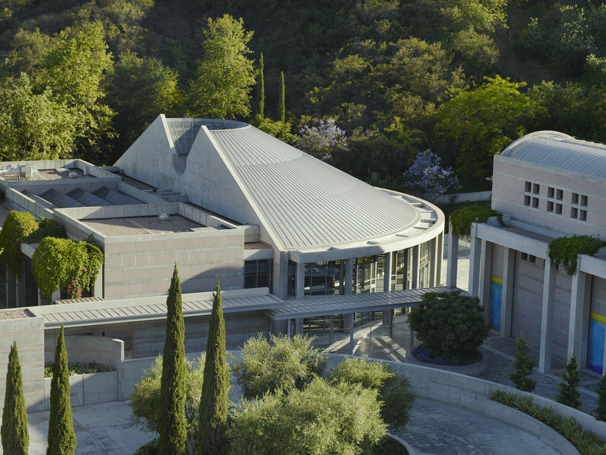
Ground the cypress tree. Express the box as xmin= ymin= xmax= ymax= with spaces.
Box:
xmin=509 ymin=337 xmax=537 ymax=392
xmin=596 ymin=373 xmax=606 ymax=421
xmin=198 ymin=281 xmax=229 ymax=455
xmin=556 ymin=352 xmax=582 ymax=409
xmin=278 ymin=71 xmax=285 ymax=124
xmin=158 ymin=264 xmax=187 ymax=455
xmin=1 ymin=341 xmax=29 ymax=455
xmin=255 ymin=53 xmax=265 ymax=118
xmin=47 ymin=325 xmax=76 ymax=455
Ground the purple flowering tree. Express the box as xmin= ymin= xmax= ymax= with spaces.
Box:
xmin=402 ymin=150 xmax=460 ymax=202
xmin=296 ymin=119 xmax=348 ymax=161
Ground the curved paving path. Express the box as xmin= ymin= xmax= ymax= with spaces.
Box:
xmin=395 ymin=399 xmax=563 ymax=455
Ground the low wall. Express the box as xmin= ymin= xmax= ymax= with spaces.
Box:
xmin=434 ymin=191 xmax=492 ymax=205
xmin=43 ymin=371 xmax=119 ymax=410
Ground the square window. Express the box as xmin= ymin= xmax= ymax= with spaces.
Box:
xmin=548 ymin=187 xmax=555 ymax=198
xmin=547 ymin=201 xmax=554 ymax=212
xmin=529 ymin=255 xmax=536 ymax=264
xmin=525 ymin=181 xmax=531 ymax=192
xmin=580 ymin=210 xmax=587 ymax=221
xmin=524 ymin=195 xmax=531 ymax=206
xmin=572 ymin=193 xmax=579 ymax=204
xmin=532 ymin=197 xmax=539 ymax=208
xmin=571 ymin=207 xmax=578 ymax=218
xmin=556 ymin=204 xmax=562 ymax=214
xmin=581 ymin=195 xmax=588 ymax=206
xmin=533 ymin=183 xmax=540 ymax=194
xmin=556 ymin=189 xmax=563 ymax=200
xmin=521 ymin=253 xmax=528 ymax=261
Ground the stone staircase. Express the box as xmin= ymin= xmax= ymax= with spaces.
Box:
xmin=143 ymin=188 xmax=188 ymax=203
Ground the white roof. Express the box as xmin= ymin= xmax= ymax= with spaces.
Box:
xmin=501 ymin=131 xmax=606 ymax=179
xmin=209 ymin=125 xmax=419 ymax=249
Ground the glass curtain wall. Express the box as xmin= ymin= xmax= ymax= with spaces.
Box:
xmin=244 ymin=260 xmax=273 ymax=292
xmin=304 ymin=261 xmax=343 ymax=296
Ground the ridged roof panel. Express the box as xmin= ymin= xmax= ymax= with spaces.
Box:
xmin=210 ymin=126 xmax=418 ymax=249
xmin=501 ymin=131 xmax=606 ymax=179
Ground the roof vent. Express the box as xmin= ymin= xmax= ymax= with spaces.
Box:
xmin=68 ymin=171 xmax=78 ymax=178
xmin=159 ymin=213 xmax=170 ymax=221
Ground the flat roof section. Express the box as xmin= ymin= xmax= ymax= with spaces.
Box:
xmin=34 ymin=168 xmax=95 ymax=181
xmin=81 ymin=215 xmax=203 ymax=236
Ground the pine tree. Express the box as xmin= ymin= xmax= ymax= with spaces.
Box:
xmin=1 ymin=341 xmax=29 ymax=455
xmin=158 ymin=264 xmax=187 ymax=454
xmin=595 ymin=373 xmax=606 ymax=421
xmin=509 ymin=337 xmax=537 ymax=392
xmin=198 ymin=281 xmax=229 ymax=455
xmin=278 ymin=71 xmax=285 ymax=124
xmin=47 ymin=325 xmax=76 ymax=455
xmin=556 ymin=352 xmax=582 ymax=409
xmin=255 ymin=53 xmax=264 ymax=118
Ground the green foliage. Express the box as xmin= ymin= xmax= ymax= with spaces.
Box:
xmin=547 ymin=235 xmax=606 ymax=275
xmin=407 ymin=290 xmax=490 ymax=360
xmin=449 ymin=204 xmax=504 ymax=237
xmin=128 ymin=354 xmax=206 ymax=438
xmin=158 ymin=265 xmax=187 ymax=455
xmin=44 ymin=360 xmax=114 ymax=378
xmin=198 ymin=281 xmax=229 ymax=455
xmin=509 ymin=337 xmax=537 ymax=392
xmin=595 ymin=373 xmax=606 ymax=422
xmin=47 ymin=325 xmax=76 ymax=455
xmin=490 ymin=389 xmax=606 ymax=455
xmin=32 ymin=237 xmax=104 ymax=302
xmin=228 ymin=378 xmax=387 ymax=455
xmin=132 ymin=438 xmax=159 ymax=455
xmin=229 ymin=333 xmax=327 ymax=399
xmin=556 ymin=352 xmax=582 ymax=410
xmin=0 ymin=211 xmax=38 ymax=274
xmin=255 ymin=53 xmax=264 ymax=118
xmin=328 ymin=357 xmax=416 ymax=430
xmin=250 ymin=115 xmax=296 ymax=144
xmin=1 ymin=342 xmax=29 ymax=455
xmin=189 ymin=15 xmax=256 ymax=120
xmin=278 ymin=71 xmax=285 ymax=123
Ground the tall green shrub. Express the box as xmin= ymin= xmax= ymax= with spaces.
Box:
xmin=556 ymin=352 xmax=582 ymax=410
xmin=1 ymin=341 xmax=29 ymax=455
xmin=0 ymin=211 xmax=38 ymax=273
xmin=198 ymin=281 xmax=229 ymax=455
xmin=47 ymin=325 xmax=76 ymax=455
xmin=158 ymin=265 xmax=187 ymax=455
xmin=509 ymin=337 xmax=537 ymax=392
xmin=595 ymin=372 xmax=606 ymax=422
xmin=278 ymin=71 xmax=285 ymax=123
xmin=256 ymin=53 xmax=264 ymax=118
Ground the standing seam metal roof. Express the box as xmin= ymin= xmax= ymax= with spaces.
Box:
xmin=209 ymin=127 xmax=418 ymax=249
xmin=501 ymin=131 xmax=606 ymax=179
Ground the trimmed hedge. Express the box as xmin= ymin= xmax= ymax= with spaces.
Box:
xmin=449 ymin=204 xmax=504 ymax=237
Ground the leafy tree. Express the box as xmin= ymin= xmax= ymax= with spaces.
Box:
xmin=0 ymin=74 xmax=78 ymax=162
xmin=229 ymin=333 xmax=327 ymax=399
xmin=327 ymin=357 xmax=416 ymax=430
xmin=158 ymin=265 xmax=187 ymax=455
xmin=401 ymin=150 xmax=460 ymax=202
xmin=250 ymin=116 xmax=296 ymax=143
xmin=198 ymin=282 xmax=229 ymax=455
xmin=189 ymin=15 xmax=256 ymax=120
xmin=47 ymin=325 xmax=76 ymax=455
xmin=407 ymin=290 xmax=490 ymax=360
xmin=1 ymin=341 xmax=29 ymax=455
xmin=228 ymin=378 xmax=386 ymax=455
xmin=437 ymin=75 xmax=531 ymax=181
xmin=595 ymin=372 xmax=606 ymax=422
xmin=509 ymin=337 xmax=537 ymax=393
xmin=6 ymin=28 xmax=54 ymax=76
xmin=556 ymin=352 xmax=582 ymax=410
xmin=255 ymin=53 xmax=264 ymax=118
xmin=278 ymin=71 xmax=285 ymax=123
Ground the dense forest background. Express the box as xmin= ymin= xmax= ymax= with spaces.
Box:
xmin=1 ymin=0 xmax=605 ymax=191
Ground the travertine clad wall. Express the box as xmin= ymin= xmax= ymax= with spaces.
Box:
xmin=103 ymin=229 xmax=245 ymax=299
xmin=592 ymin=277 xmax=606 ymax=320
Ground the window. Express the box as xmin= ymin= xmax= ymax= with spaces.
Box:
xmin=556 ymin=204 xmax=562 ymax=215
xmin=525 ymin=181 xmax=531 ymax=192
xmin=524 ymin=195 xmax=531 ymax=206
xmin=533 ymin=183 xmax=540 ymax=194
xmin=548 ymin=187 xmax=555 ymax=198
xmin=572 ymin=193 xmax=579 ymax=204
xmin=529 ymin=255 xmax=536 ymax=264
xmin=532 ymin=197 xmax=539 ymax=208
xmin=245 ymin=260 xmax=273 ymax=292
xmin=547 ymin=201 xmax=554 ymax=212
xmin=580 ymin=210 xmax=587 ymax=222
xmin=556 ymin=189 xmax=563 ymax=200
xmin=581 ymin=195 xmax=588 ymax=207
xmin=521 ymin=253 xmax=528 ymax=261
xmin=571 ymin=207 xmax=578 ymax=219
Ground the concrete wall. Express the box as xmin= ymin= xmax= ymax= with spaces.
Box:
xmin=511 ymin=252 xmax=544 ymax=347
xmin=434 ymin=190 xmax=492 ymax=205
xmin=43 ymin=371 xmax=119 ymax=410
xmin=591 ymin=277 xmax=606 ymax=318
xmin=0 ymin=314 xmax=45 ymax=413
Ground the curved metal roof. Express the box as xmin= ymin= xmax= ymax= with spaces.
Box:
xmin=501 ymin=131 xmax=606 ymax=179
xmin=208 ymin=126 xmax=419 ymax=249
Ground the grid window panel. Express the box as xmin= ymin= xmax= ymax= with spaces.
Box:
xmin=571 ymin=207 xmax=578 ymax=218
xmin=556 ymin=204 xmax=562 ymax=215
xmin=572 ymin=193 xmax=579 ymax=204
xmin=533 ymin=183 xmax=540 ymax=194
xmin=524 ymin=195 xmax=531 ymax=206
xmin=581 ymin=195 xmax=588 ymax=206
xmin=548 ymin=187 xmax=554 ymax=198
xmin=547 ymin=201 xmax=554 ymax=212
xmin=580 ymin=210 xmax=587 ymax=221
xmin=556 ymin=189 xmax=563 ymax=200
xmin=525 ymin=181 xmax=531 ymax=192
xmin=532 ymin=197 xmax=539 ymax=208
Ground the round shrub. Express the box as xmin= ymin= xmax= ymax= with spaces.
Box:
xmin=449 ymin=205 xmax=504 ymax=237
xmin=0 ymin=211 xmax=39 ymax=273
xmin=407 ymin=290 xmax=490 ymax=361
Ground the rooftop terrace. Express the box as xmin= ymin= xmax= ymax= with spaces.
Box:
xmin=81 ymin=215 xmax=203 ymax=236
